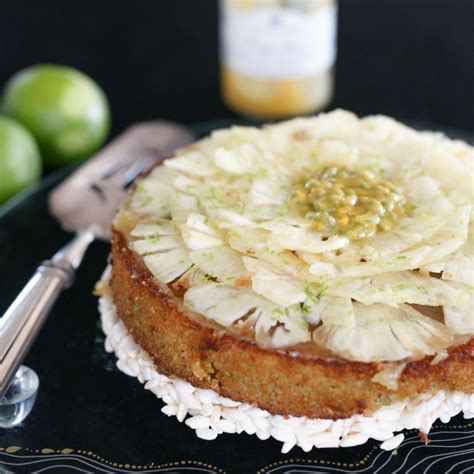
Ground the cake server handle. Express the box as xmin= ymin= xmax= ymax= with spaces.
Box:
xmin=0 ymin=226 xmax=95 ymax=399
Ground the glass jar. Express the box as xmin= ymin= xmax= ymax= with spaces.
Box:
xmin=219 ymin=0 xmax=337 ymax=120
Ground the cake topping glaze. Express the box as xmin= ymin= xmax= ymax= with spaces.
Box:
xmin=114 ymin=110 xmax=474 ymax=362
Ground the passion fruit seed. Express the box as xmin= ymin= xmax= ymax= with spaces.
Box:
xmin=292 ymin=166 xmax=408 ymax=240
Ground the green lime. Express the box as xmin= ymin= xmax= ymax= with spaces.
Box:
xmin=2 ymin=64 xmax=110 ymax=167
xmin=0 ymin=115 xmax=42 ymax=204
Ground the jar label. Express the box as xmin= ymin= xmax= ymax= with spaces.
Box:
xmin=221 ymin=3 xmax=337 ymax=80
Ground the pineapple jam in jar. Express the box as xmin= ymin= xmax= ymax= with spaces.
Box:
xmin=220 ymin=0 xmax=337 ymax=120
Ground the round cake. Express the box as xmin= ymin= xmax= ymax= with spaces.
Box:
xmin=102 ymin=110 xmax=474 ymax=450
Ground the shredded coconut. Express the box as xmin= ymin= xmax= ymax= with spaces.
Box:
xmin=99 ymin=293 xmax=474 ymax=453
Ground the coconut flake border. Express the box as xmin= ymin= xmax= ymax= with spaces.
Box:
xmin=99 ymin=290 xmax=474 ymax=453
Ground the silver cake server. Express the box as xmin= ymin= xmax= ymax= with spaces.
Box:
xmin=0 ymin=121 xmax=194 ymax=401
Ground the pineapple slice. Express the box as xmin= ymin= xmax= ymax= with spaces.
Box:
xmin=251 ymin=272 xmax=305 ymax=307
xmin=332 ymin=205 xmax=470 ymax=279
xmin=147 ymin=165 xmax=180 ymax=183
xmin=247 ymin=177 xmax=288 ymax=206
xmin=181 ymin=229 xmax=223 ymax=250
xmin=256 ymin=248 xmax=309 ymax=280
xmin=229 ymin=226 xmax=309 ymax=278
xmin=255 ymin=305 xmax=311 ymax=348
xmin=190 ymin=246 xmax=246 ymax=283
xmin=227 ymin=227 xmax=269 ymax=255
xmin=306 ymin=260 xmax=338 ymax=279
xmin=321 ymin=297 xmax=355 ymax=327
xmin=174 ymin=267 xmax=209 ymax=290
xmin=217 ymin=209 xmax=256 ymax=228
xmin=314 ymin=303 xmax=453 ymax=362
xmin=210 ymin=125 xmax=261 ymax=149
xmin=132 ymin=236 xmax=185 ymax=256
xmin=424 ymin=137 xmax=474 ymax=200
xmin=421 ymin=224 xmax=474 ymax=286
xmin=443 ymin=283 xmax=474 ymax=335
xmin=329 ymin=246 xmax=433 ymax=279
xmin=130 ymin=219 xmax=192 ymax=284
xmin=214 ymin=144 xmax=257 ymax=175
xmin=243 ymin=256 xmax=306 ymax=307
xmin=185 ymin=213 xmax=220 ymax=235
xmin=244 ymin=176 xmax=289 ymax=221
xmin=130 ymin=219 xmax=193 ymax=284
xmin=172 ymin=174 xmax=202 ymax=195
xmin=440 ymin=246 xmax=474 ymax=286
xmin=184 ymin=283 xmax=267 ymax=327
xmin=184 ymin=283 xmax=311 ymax=347
xmin=170 ymin=192 xmax=200 ymax=227
xmin=327 ymin=271 xmax=467 ymax=307
xmin=357 ymin=227 xmax=425 ymax=259
xmin=164 ymin=150 xmax=217 ymax=177
xmin=130 ymin=179 xmax=171 ymax=217
xmin=259 ymin=220 xmax=349 ymax=254
xmin=418 ymin=205 xmax=471 ymax=266
xmin=130 ymin=219 xmax=177 ymax=238
xmin=143 ymin=248 xmax=192 ymax=284
xmin=181 ymin=213 xmax=223 ymax=250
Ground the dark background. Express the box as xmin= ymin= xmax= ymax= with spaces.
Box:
xmin=1 ymin=0 xmax=474 ymax=134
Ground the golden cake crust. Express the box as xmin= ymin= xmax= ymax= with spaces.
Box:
xmin=111 ymin=229 xmax=474 ymax=419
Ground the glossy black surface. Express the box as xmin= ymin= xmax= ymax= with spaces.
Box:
xmin=1 ymin=120 xmax=474 ymax=473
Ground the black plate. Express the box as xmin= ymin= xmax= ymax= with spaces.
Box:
xmin=1 ymin=119 xmax=474 ymax=474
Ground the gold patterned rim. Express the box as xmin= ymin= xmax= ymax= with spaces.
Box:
xmin=0 ymin=446 xmax=226 ymax=472
xmin=1 ymin=421 xmax=473 ymax=474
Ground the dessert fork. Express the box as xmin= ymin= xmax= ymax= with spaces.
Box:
xmin=0 ymin=121 xmax=194 ymax=399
